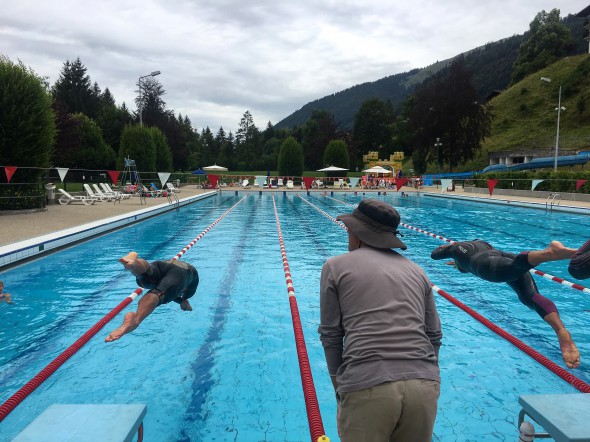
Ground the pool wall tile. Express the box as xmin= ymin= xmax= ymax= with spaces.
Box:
xmin=0 ymin=192 xmax=215 ymax=270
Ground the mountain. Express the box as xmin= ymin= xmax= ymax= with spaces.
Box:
xmin=275 ymin=13 xmax=586 ymax=131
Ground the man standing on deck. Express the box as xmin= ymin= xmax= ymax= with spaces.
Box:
xmin=431 ymin=239 xmax=580 ymax=369
xmin=319 ymin=199 xmax=442 ymax=442
xmin=105 ymin=252 xmax=198 ymax=342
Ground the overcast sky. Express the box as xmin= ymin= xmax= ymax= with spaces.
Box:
xmin=1 ymin=1 xmax=588 ymax=134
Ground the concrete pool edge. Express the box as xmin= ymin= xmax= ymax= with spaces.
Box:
xmin=0 ymin=192 xmax=216 ymax=270
xmin=423 ymin=192 xmax=590 ymax=215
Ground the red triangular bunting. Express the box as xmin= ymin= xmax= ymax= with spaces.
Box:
xmin=302 ymin=176 xmax=315 ymax=190
xmin=576 ymin=179 xmax=587 ymax=190
xmin=208 ymin=174 xmax=219 ymax=188
xmin=4 ymin=166 xmax=17 ymax=183
xmin=487 ymin=179 xmax=499 ymax=196
xmin=107 ymin=170 xmax=120 ymax=186
xmin=396 ymin=178 xmax=407 ymax=191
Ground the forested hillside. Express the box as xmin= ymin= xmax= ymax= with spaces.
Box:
xmin=275 ymin=12 xmax=585 ymax=131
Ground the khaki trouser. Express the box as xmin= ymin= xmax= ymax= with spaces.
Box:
xmin=338 ymin=379 xmax=440 ymax=442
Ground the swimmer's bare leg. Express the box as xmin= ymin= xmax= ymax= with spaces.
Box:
xmin=544 ymin=312 xmax=580 ymax=369
xmin=105 ymin=292 xmax=159 ymax=342
xmin=528 ymin=241 xmax=577 ymax=267
xmin=119 ymin=252 xmax=150 ymax=276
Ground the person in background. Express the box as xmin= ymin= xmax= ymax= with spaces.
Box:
xmin=0 ymin=280 xmax=13 ymax=304
xmin=569 ymin=238 xmax=590 ymax=280
xmin=319 ymin=199 xmax=442 ymax=442
xmin=431 ymin=239 xmax=579 ymax=369
xmin=105 ymin=252 xmax=198 ymax=342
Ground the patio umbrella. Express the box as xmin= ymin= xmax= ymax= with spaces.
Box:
xmin=317 ymin=165 xmax=349 ymax=172
xmin=192 ymin=169 xmax=206 ymax=175
xmin=362 ymin=166 xmax=392 ymax=174
xmin=203 ymin=164 xmax=228 ymax=172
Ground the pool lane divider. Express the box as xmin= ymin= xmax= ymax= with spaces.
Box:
xmin=299 ymin=194 xmax=590 ymax=392
xmin=0 ymin=194 xmax=249 ymax=423
xmin=271 ymin=196 xmax=329 ymax=442
xmin=322 ymin=194 xmax=590 ymax=295
xmin=432 ymin=284 xmax=590 ymax=393
xmin=0 ymin=288 xmax=144 ymax=422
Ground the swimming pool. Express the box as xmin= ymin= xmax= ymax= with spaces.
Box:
xmin=1 ymin=191 xmax=589 ymax=441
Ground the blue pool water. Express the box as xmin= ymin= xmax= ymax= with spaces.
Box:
xmin=1 ymin=192 xmax=589 ymax=441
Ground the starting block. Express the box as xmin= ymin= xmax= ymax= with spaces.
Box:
xmin=518 ymin=394 xmax=590 ymax=441
xmin=12 ymin=404 xmax=147 ymax=442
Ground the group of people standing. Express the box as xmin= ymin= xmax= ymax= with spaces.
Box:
xmin=318 ymin=199 xmax=589 ymax=441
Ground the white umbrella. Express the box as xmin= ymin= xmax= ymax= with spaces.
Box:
xmin=362 ymin=166 xmax=392 ymax=174
xmin=202 ymin=164 xmax=228 ymax=172
xmin=317 ymin=165 xmax=348 ymax=172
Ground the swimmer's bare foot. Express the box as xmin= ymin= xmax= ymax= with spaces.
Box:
xmin=105 ymin=312 xmax=136 ymax=342
xmin=528 ymin=241 xmax=577 ymax=266
xmin=180 ymin=299 xmax=192 ymax=311
xmin=547 ymin=241 xmax=577 ymax=260
xmin=119 ymin=252 xmax=139 ymax=270
xmin=557 ymin=328 xmax=580 ymax=369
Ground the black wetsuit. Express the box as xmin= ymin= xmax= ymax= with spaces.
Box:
xmin=569 ymin=238 xmax=590 ymax=280
xmin=136 ymin=260 xmax=199 ymax=305
xmin=431 ymin=240 xmax=557 ymax=318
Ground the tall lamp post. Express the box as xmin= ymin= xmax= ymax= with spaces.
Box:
xmin=138 ymin=70 xmax=161 ymax=126
xmin=434 ymin=138 xmax=443 ymax=176
xmin=540 ymin=77 xmax=566 ymax=171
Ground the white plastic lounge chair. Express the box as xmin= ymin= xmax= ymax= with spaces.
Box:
xmin=277 ymin=178 xmax=284 ymax=187
xmin=166 ymin=182 xmax=181 ymax=193
xmin=83 ymin=183 xmax=111 ymax=202
xmin=57 ymin=188 xmax=95 ymax=205
xmin=241 ymin=179 xmax=250 ymax=188
xmin=286 ymin=180 xmax=294 ymax=189
xmin=101 ymin=183 xmax=131 ymax=199
xmin=93 ymin=184 xmax=121 ymax=202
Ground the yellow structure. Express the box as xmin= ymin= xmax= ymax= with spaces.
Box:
xmin=362 ymin=151 xmax=404 ymax=174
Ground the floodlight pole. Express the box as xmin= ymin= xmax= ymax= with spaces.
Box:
xmin=540 ymin=77 xmax=565 ymax=172
xmin=138 ymin=70 xmax=161 ymax=126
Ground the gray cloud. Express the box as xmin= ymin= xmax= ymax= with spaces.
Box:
xmin=1 ymin=0 xmax=587 ymax=133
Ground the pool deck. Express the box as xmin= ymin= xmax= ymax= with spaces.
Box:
xmin=1 ymin=184 xmax=589 ymax=249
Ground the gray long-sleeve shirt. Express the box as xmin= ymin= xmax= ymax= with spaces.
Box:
xmin=318 ymin=247 xmax=442 ymax=393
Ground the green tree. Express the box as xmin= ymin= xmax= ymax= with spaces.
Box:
xmin=149 ymin=126 xmax=173 ymax=171
xmin=278 ymin=136 xmax=304 ymax=177
xmin=323 ymin=140 xmax=349 ymax=174
xmin=52 ymin=58 xmax=101 ymax=118
xmin=135 ymin=76 xmax=170 ymax=127
xmin=235 ymin=110 xmax=261 ymax=169
xmin=95 ymin=103 xmax=132 ymax=154
xmin=118 ymin=125 xmax=156 ymax=172
xmin=0 ymin=56 xmax=55 ymax=183
xmin=301 ymin=109 xmax=338 ymax=170
xmin=64 ymin=113 xmax=116 ymax=169
xmin=512 ymin=9 xmax=575 ymax=84
xmin=353 ymin=98 xmax=394 ymax=155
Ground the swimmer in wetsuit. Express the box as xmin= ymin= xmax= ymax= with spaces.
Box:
xmin=569 ymin=238 xmax=590 ymax=280
xmin=105 ymin=252 xmax=199 ymax=342
xmin=431 ymin=239 xmax=580 ymax=369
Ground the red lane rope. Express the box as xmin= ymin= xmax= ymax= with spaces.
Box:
xmin=0 ymin=288 xmax=143 ymax=422
xmin=272 ymin=196 xmax=328 ymax=442
xmin=172 ymin=195 xmax=248 ymax=261
xmin=432 ymin=284 xmax=590 ymax=393
xmin=300 ymin=194 xmax=589 ymax=390
xmin=0 ymin=195 xmax=249 ymax=423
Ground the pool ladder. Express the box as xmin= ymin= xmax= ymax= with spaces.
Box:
xmin=545 ymin=193 xmax=561 ymax=211
xmin=167 ymin=192 xmax=180 ymax=209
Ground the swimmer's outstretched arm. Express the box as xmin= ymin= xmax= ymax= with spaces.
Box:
xmin=119 ymin=252 xmax=150 ymax=276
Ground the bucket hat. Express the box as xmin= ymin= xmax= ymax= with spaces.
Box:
xmin=337 ymin=199 xmax=406 ymax=250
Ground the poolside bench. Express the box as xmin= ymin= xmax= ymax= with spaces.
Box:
xmin=518 ymin=394 xmax=590 ymax=441
xmin=12 ymin=403 xmax=147 ymax=442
